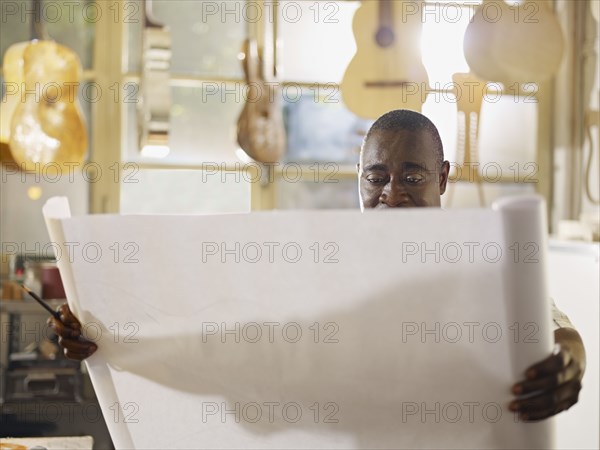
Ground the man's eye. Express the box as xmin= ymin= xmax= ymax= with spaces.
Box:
xmin=366 ymin=176 xmax=386 ymax=184
xmin=405 ymin=174 xmax=424 ymax=184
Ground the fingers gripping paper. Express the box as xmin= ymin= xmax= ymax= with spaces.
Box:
xmin=43 ymin=196 xmax=554 ymax=449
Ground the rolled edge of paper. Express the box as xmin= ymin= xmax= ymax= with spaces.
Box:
xmin=493 ymin=195 xmax=555 ymax=447
xmin=492 ymin=195 xmax=554 ymax=373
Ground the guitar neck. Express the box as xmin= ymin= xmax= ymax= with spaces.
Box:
xmin=31 ymin=0 xmax=49 ymax=40
xmin=378 ymin=0 xmax=394 ymax=30
xmin=375 ymin=0 xmax=396 ymax=47
xmin=262 ymin=2 xmax=276 ymax=83
xmin=139 ymin=0 xmax=171 ymax=151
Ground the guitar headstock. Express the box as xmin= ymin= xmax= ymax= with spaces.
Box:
xmin=137 ymin=0 xmax=172 ymax=157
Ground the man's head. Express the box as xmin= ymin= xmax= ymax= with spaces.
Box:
xmin=358 ymin=109 xmax=450 ymax=210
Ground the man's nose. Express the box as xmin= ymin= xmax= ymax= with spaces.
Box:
xmin=379 ymin=180 xmax=409 ymax=207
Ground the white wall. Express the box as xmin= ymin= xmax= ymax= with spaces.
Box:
xmin=549 ymin=241 xmax=599 ymax=449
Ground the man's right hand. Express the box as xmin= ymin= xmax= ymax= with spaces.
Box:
xmin=48 ymin=303 xmax=97 ymax=360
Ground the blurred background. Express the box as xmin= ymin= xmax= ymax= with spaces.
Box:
xmin=0 ymin=1 xmax=598 ymax=447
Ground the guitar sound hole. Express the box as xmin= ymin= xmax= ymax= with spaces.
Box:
xmin=375 ymin=27 xmax=395 ymax=48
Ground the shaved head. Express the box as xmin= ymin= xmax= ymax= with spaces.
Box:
xmin=362 ymin=109 xmax=444 ymax=169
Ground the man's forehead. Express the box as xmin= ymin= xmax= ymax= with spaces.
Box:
xmin=361 ymin=129 xmax=437 ymax=165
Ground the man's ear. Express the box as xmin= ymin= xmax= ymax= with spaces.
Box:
xmin=439 ymin=161 xmax=450 ymax=195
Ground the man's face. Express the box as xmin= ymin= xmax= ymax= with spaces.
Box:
xmin=358 ymin=129 xmax=450 ymax=210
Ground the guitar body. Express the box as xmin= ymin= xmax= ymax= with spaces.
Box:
xmin=462 ymin=1 xmax=509 ymax=82
xmin=464 ymin=0 xmax=564 ymax=83
xmin=9 ymin=40 xmax=87 ymax=171
xmin=341 ymin=0 xmax=429 ymax=119
xmin=237 ymin=39 xmax=286 ymax=164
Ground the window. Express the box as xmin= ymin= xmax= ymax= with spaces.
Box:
xmin=1 ymin=0 xmax=554 ymax=231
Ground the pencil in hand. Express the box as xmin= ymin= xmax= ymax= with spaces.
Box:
xmin=21 ymin=284 xmax=62 ymax=322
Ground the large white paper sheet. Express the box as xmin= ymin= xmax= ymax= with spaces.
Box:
xmin=43 ymin=196 xmax=555 ymax=449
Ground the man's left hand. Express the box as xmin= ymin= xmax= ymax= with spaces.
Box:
xmin=509 ymin=327 xmax=586 ymax=421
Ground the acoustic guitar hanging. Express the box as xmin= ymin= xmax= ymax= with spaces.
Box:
xmin=137 ymin=0 xmax=172 ymax=157
xmin=464 ymin=0 xmax=564 ymax=84
xmin=341 ymin=0 xmax=430 ymax=119
xmin=2 ymin=0 xmax=87 ymax=172
xmin=236 ymin=34 xmax=286 ymax=164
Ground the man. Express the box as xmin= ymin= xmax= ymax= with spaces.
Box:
xmin=51 ymin=109 xmax=585 ymax=422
